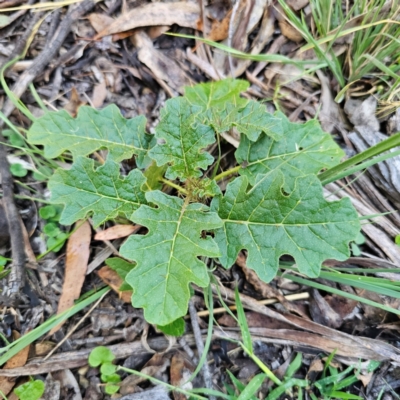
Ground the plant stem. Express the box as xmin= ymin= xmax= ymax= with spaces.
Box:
xmin=241 ymin=343 xmax=283 ymax=385
xmin=214 ymin=165 xmax=241 ymax=181
xmin=318 ymin=131 xmax=400 ymax=183
xmin=160 ymin=178 xmax=188 ymax=195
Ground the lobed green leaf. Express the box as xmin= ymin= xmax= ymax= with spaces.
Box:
xmin=120 ymin=191 xmax=222 ymax=325
xmin=212 ymin=171 xmax=360 ymax=281
xmin=205 ymin=101 xmax=283 ymax=141
xmin=149 ymin=97 xmax=215 ymax=181
xmin=185 ymin=79 xmax=282 ymax=141
xmin=157 ymin=317 xmax=185 ymax=336
xmin=185 ymin=78 xmax=249 ymax=109
xmin=49 ymin=157 xmax=147 ymax=226
xmin=235 ymin=112 xmax=344 ymax=189
xmin=27 ymin=104 xmax=155 ymax=167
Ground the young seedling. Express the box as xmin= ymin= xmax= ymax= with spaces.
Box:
xmin=39 ymin=205 xmax=68 ymax=252
xmin=26 ymin=78 xmax=361 ymax=328
xmin=14 ymin=379 xmax=45 ymax=400
xmin=88 ymin=346 xmax=120 ymax=395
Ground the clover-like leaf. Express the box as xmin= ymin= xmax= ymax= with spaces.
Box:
xmin=185 ymin=78 xmax=249 ymax=109
xmin=205 ymin=101 xmax=283 ymax=141
xmin=27 ymin=105 xmax=155 ymax=167
xmin=14 ymin=380 xmax=45 ymax=400
xmin=88 ymin=346 xmax=115 ymax=367
xmin=120 ymin=191 xmax=222 ymax=325
xmin=235 ymin=112 xmax=344 ymax=189
xmin=149 ymin=97 xmax=215 ymax=181
xmin=212 ymin=171 xmax=360 ymax=281
xmin=49 ymin=157 xmax=147 ymax=226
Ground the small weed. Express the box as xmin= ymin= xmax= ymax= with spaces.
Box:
xmin=88 ymin=346 xmax=120 ymax=395
xmin=278 ymin=0 xmax=400 ymax=103
xmin=39 ymin=205 xmax=68 ymax=252
xmin=13 ymin=379 xmax=45 ymax=400
xmin=23 ymin=78 xmax=364 ymax=328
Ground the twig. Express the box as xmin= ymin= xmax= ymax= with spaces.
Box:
xmin=188 ymin=300 xmax=215 ymax=400
xmin=0 ymin=9 xmax=46 ymax=300
xmin=194 ymin=292 xmax=310 ymax=318
xmin=44 ymin=290 xmax=109 ymax=360
xmin=0 ymin=0 xmax=97 ymax=301
xmin=0 ymin=151 xmax=26 ymax=299
xmin=1 ymin=0 xmax=97 ymax=120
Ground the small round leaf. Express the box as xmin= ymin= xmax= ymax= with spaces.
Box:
xmin=100 ymin=362 xmax=117 ymax=375
xmin=14 ymin=380 xmax=45 ymax=400
xmin=39 ymin=205 xmax=57 ymax=220
xmin=10 ymin=163 xmax=28 ymax=178
xmin=88 ymin=346 xmax=115 ymax=367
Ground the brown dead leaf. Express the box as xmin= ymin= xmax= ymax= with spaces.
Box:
xmin=95 ymin=2 xmax=201 ymax=39
xmin=170 ymin=353 xmax=193 ymax=400
xmin=236 ymin=254 xmax=307 ymax=317
xmin=88 ymin=13 xmax=115 ymax=33
xmin=309 ymin=289 xmax=343 ymax=329
xmin=98 ymin=266 xmax=132 ymax=303
xmin=50 ymin=220 xmax=91 ymax=335
xmin=357 ymin=371 xmax=374 ymax=387
xmin=110 ymin=29 xmax=138 ymax=41
xmin=91 ymin=80 xmax=107 ymax=109
xmin=35 ymin=341 xmax=56 ymax=357
xmin=64 ymin=87 xmax=85 ymax=117
xmin=316 ymin=70 xmax=343 ymax=133
xmin=278 ymin=19 xmax=304 ymax=42
xmin=0 ymin=331 xmax=30 ymax=396
xmin=170 ymin=355 xmax=184 ymax=398
xmin=324 ymin=294 xmax=358 ymax=320
xmin=94 ymin=224 xmax=137 ymax=241
xmin=209 ymin=10 xmax=231 ymax=42
xmin=131 ymin=31 xmax=191 ymax=93
xmin=306 ymin=358 xmax=323 ymax=381
xmin=147 ymin=26 xmax=171 ymax=40
xmin=354 ymin=288 xmax=386 ymax=325
xmin=286 ymin=0 xmax=309 ymax=11
xmin=308 ymin=358 xmax=324 ymax=374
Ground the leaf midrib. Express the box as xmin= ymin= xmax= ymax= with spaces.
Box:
xmin=54 ymin=181 xmax=142 ymax=208
xmin=42 ymin=129 xmax=147 ymax=151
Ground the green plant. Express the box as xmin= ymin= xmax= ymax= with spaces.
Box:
xmin=39 ymin=205 xmax=68 ymax=252
xmin=224 ymin=291 xmax=380 ymax=399
xmin=88 ymin=346 xmax=120 ymax=394
xmin=279 ymin=0 xmax=400 ymax=103
xmin=310 ymin=354 xmax=380 ymax=400
xmin=0 ymin=287 xmax=109 ymax=365
xmin=24 ymin=78 xmax=365 ymax=327
xmin=14 ymin=379 xmax=45 ymax=400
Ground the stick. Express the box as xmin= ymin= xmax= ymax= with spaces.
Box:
xmin=1 ymin=0 xmax=97 ymax=120
xmin=0 ymin=0 xmax=97 ymax=300
xmin=0 ymin=9 xmax=47 ymax=300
